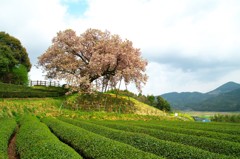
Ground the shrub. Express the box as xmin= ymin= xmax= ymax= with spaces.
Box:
xmin=92 ymin=120 xmax=240 ymax=157
xmin=124 ymin=121 xmax=240 ymax=143
xmin=211 ymin=114 xmax=240 ymax=123
xmin=42 ymin=117 xmax=160 ymax=159
xmin=156 ymin=120 xmax=240 ymax=135
xmin=16 ymin=115 xmax=82 ymax=159
xmin=60 ymin=118 xmax=230 ymax=159
xmin=0 ymin=82 xmax=66 ymax=98
xmin=136 ymin=120 xmax=240 ymax=136
xmin=0 ymin=118 xmax=16 ymax=159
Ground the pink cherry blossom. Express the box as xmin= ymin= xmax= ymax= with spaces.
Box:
xmin=38 ymin=28 xmax=148 ymax=92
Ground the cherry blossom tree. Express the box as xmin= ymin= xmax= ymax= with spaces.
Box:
xmin=38 ymin=28 xmax=148 ymax=92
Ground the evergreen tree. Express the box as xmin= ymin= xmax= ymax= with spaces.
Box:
xmin=0 ymin=32 xmax=31 ymax=84
xmin=12 ymin=64 xmax=29 ymax=86
xmin=156 ymin=96 xmax=171 ymax=112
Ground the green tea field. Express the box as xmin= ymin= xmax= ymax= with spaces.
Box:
xmin=1 ymin=115 xmax=240 ymax=159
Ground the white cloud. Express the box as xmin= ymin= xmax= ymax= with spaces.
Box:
xmin=0 ymin=0 xmax=71 ymax=80
xmin=79 ymin=0 xmax=240 ymax=61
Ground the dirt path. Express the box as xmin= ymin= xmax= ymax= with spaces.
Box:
xmin=8 ymin=131 xmax=19 ymax=159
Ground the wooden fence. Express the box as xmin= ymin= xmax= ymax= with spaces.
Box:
xmin=30 ymin=80 xmax=61 ymax=87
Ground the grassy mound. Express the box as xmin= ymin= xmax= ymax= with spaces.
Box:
xmin=63 ymin=93 xmax=166 ymax=116
xmin=124 ymin=96 xmax=166 ymax=116
xmin=0 ymin=83 xmax=184 ymax=121
xmin=0 ymin=97 xmax=177 ymax=121
xmin=63 ymin=93 xmax=136 ymax=114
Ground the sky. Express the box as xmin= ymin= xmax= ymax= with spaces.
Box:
xmin=1 ymin=0 xmax=240 ymax=95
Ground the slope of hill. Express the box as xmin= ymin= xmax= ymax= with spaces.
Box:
xmin=64 ymin=93 xmax=167 ymax=116
xmin=161 ymin=92 xmax=209 ymax=110
xmin=207 ymin=81 xmax=240 ymax=95
xmin=161 ymin=81 xmax=240 ymax=111
xmin=196 ymin=88 xmax=240 ymax=111
xmin=126 ymin=96 xmax=166 ymax=116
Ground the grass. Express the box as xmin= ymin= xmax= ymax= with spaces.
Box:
xmin=0 ymin=97 xmax=180 ymax=121
xmin=64 ymin=93 xmax=184 ymax=118
xmin=64 ymin=93 xmax=137 ymax=113
xmin=0 ymin=83 xmax=189 ymax=121
xmin=0 ymin=98 xmax=63 ymax=118
xmin=124 ymin=96 xmax=165 ymax=116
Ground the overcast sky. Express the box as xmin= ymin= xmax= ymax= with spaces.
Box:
xmin=1 ymin=0 xmax=240 ymax=95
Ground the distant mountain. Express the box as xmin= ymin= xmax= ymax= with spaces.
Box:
xmin=196 ymin=88 xmax=240 ymax=111
xmin=161 ymin=92 xmax=209 ymax=110
xmin=207 ymin=81 xmax=240 ymax=95
xmin=161 ymin=81 xmax=240 ymax=111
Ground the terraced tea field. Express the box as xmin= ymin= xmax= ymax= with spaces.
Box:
xmin=1 ymin=115 xmax=240 ymax=159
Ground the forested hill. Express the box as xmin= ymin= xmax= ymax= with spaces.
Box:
xmin=196 ymin=88 xmax=240 ymax=111
xmin=161 ymin=81 xmax=240 ymax=111
xmin=207 ymin=81 xmax=240 ymax=95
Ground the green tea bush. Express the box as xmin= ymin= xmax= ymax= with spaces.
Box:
xmin=157 ymin=120 xmax=240 ymax=135
xmin=0 ymin=91 xmax=61 ymax=98
xmin=16 ymin=115 xmax=81 ymax=159
xmin=60 ymin=118 xmax=230 ymax=159
xmin=0 ymin=82 xmax=66 ymax=98
xmin=124 ymin=121 xmax=240 ymax=143
xmin=92 ymin=121 xmax=240 ymax=157
xmin=42 ymin=117 xmax=160 ymax=159
xmin=0 ymin=118 xmax=16 ymax=159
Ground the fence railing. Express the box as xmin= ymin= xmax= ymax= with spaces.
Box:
xmin=30 ymin=80 xmax=61 ymax=87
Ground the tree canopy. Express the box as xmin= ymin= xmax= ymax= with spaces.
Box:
xmin=0 ymin=32 xmax=31 ymax=84
xmin=38 ymin=28 xmax=148 ymax=92
xmin=156 ymin=96 xmax=171 ymax=112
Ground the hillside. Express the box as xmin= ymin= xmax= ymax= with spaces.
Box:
xmin=64 ymin=93 xmax=167 ymax=116
xmin=196 ymin=88 xmax=240 ymax=111
xmin=207 ymin=81 xmax=240 ymax=95
xmin=0 ymin=83 xmax=182 ymax=121
xmin=161 ymin=92 xmax=209 ymax=110
xmin=161 ymin=81 xmax=240 ymax=111
xmin=124 ymin=96 xmax=166 ymax=116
